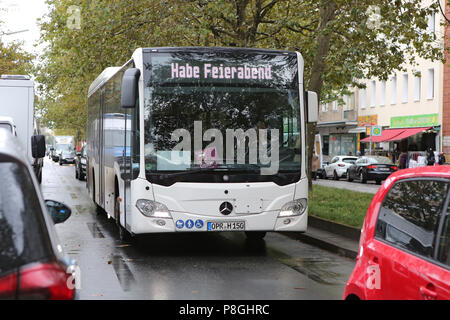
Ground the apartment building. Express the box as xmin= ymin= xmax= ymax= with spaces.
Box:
xmin=443 ymin=1 xmax=450 ymax=155
xmin=317 ymin=2 xmax=447 ymax=162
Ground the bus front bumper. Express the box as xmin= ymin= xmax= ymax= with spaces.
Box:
xmin=128 ymin=209 xmax=308 ymax=234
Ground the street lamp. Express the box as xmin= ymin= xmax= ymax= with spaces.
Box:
xmin=0 ymin=29 xmax=29 ymax=41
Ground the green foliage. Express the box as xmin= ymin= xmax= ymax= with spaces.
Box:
xmin=35 ymin=0 xmax=447 ymax=138
xmin=309 ymin=184 xmax=374 ymax=228
xmin=0 ymin=41 xmax=34 ymax=75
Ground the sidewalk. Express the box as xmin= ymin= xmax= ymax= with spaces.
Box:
xmin=312 ymin=179 xmax=379 ymax=194
xmin=282 ymin=216 xmax=360 ymax=259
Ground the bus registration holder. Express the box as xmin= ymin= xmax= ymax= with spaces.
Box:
xmin=207 ymin=221 xmax=245 ymax=231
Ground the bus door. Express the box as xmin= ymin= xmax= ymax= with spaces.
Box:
xmin=122 ymin=110 xmax=132 ymax=229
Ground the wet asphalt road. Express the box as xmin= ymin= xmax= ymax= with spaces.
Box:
xmin=41 ymin=157 xmax=355 ymax=300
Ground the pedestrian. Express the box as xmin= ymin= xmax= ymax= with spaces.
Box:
xmin=426 ymin=148 xmax=435 ymax=166
xmin=399 ymin=152 xmax=408 ymax=169
xmin=438 ymin=152 xmax=446 ymax=165
xmin=312 ymin=153 xmax=320 ymax=180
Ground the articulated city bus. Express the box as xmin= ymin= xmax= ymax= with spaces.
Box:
xmin=86 ymin=47 xmax=318 ymax=241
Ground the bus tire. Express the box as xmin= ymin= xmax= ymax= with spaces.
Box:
xmin=245 ymin=231 xmax=266 ymax=241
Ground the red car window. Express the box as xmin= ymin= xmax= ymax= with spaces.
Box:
xmin=375 ymin=179 xmax=449 ymax=260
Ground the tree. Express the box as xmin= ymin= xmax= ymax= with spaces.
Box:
xmin=36 ymin=0 xmax=447 ymax=188
xmin=0 ymin=41 xmax=34 ymax=75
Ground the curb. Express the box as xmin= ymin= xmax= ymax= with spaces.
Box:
xmin=308 ymin=216 xmax=361 ymax=241
xmin=282 ymin=231 xmax=358 ymax=260
xmin=281 ymin=216 xmax=361 ymax=260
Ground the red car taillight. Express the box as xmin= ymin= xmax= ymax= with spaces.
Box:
xmin=367 ymin=165 xmax=377 ymax=169
xmin=0 ymin=272 xmax=18 ymax=299
xmin=0 ymin=262 xmax=75 ymax=300
xmin=338 ymin=164 xmax=345 ymax=167
xmin=391 ymin=166 xmax=398 ymax=170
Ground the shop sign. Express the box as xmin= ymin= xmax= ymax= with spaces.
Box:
xmin=390 ymin=114 xmax=438 ymax=128
xmin=358 ymin=115 xmax=378 ymax=127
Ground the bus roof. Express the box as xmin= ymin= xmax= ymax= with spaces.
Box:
xmin=88 ymin=67 xmax=121 ymax=97
xmin=140 ymin=46 xmax=298 ymax=56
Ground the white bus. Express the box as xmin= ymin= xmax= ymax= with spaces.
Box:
xmin=86 ymin=47 xmax=317 ymax=241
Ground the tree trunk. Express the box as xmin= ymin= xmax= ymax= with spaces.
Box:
xmin=306 ymin=0 xmax=337 ymax=191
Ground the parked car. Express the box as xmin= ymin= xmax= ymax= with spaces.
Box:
xmin=50 ymin=147 xmax=59 ymax=162
xmin=324 ymin=156 xmax=358 ymax=180
xmin=75 ymin=146 xmax=87 ymax=180
xmin=59 ymin=149 xmax=76 ymax=165
xmin=0 ymin=130 xmax=76 ymax=300
xmin=48 ymin=146 xmax=54 ymax=159
xmin=347 ymin=156 xmax=398 ymax=184
xmin=317 ymin=161 xmax=329 ymax=179
xmin=343 ymin=165 xmax=450 ymax=300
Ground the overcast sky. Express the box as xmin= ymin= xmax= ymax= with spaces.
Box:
xmin=0 ymin=0 xmax=49 ymax=55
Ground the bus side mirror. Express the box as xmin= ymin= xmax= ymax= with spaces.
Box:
xmin=31 ymin=135 xmax=46 ymax=158
xmin=306 ymin=91 xmax=318 ymax=123
xmin=121 ymin=68 xmax=141 ymax=109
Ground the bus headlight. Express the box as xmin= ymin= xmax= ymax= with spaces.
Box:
xmin=136 ymin=199 xmax=172 ymax=219
xmin=278 ymin=199 xmax=307 ymax=217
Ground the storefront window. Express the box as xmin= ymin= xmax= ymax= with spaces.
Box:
xmin=323 ymin=135 xmax=329 ymax=156
xmin=330 ymin=134 xmax=356 ymax=156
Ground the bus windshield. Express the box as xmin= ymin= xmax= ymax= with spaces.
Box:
xmin=143 ymin=50 xmax=301 ymax=181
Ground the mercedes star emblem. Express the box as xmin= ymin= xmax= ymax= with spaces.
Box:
xmin=219 ymin=202 xmax=233 ymax=215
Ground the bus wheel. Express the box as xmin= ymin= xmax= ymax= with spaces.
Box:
xmin=245 ymin=231 xmax=266 ymax=241
xmin=115 ymin=196 xmax=132 ymax=242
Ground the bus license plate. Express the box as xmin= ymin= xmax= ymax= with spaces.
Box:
xmin=207 ymin=221 xmax=245 ymax=231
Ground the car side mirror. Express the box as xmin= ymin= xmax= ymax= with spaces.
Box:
xmin=45 ymin=200 xmax=72 ymax=224
xmin=121 ymin=68 xmax=141 ymax=108
xmin=31 ymin=135 xmax=46 ymax=158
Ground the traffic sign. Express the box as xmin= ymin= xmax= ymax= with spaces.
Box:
xmin=372 ymin=126 xmax=382 ymax=136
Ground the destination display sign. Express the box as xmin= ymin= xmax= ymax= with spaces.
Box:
xmin=144 ymin=51 xmax=298 ymax=88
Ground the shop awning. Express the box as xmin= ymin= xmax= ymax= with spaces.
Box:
xmin=387 ymin=127 xmax=432 ymax=141
xmin=360 ymin=127 xmax=431 ymax=143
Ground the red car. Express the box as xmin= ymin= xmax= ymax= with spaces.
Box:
xmin=344 ymin=165 xmax=450 ymax=300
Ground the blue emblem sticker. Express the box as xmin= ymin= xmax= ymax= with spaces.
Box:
xmin=195 ymin=219 xmax=204 ymax=229
xmin=185 ymin=219 xmax=194 ymax=229
xmin=175 ymin=220 xmax=184 ymax=229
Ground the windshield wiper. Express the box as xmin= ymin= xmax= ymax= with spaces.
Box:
xmin=156 ymin=167 xmax=227 ymax=177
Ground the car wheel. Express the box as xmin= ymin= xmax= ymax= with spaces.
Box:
xmin=333 ymin=170 xmax=339 ymax=180
xmin=360 ymin=171 xmax=367 ymax=184
xmin=75 ymin=167 xmax=79 ymax=179
xmin=347 ymin=172 xmax=353 ymax=182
